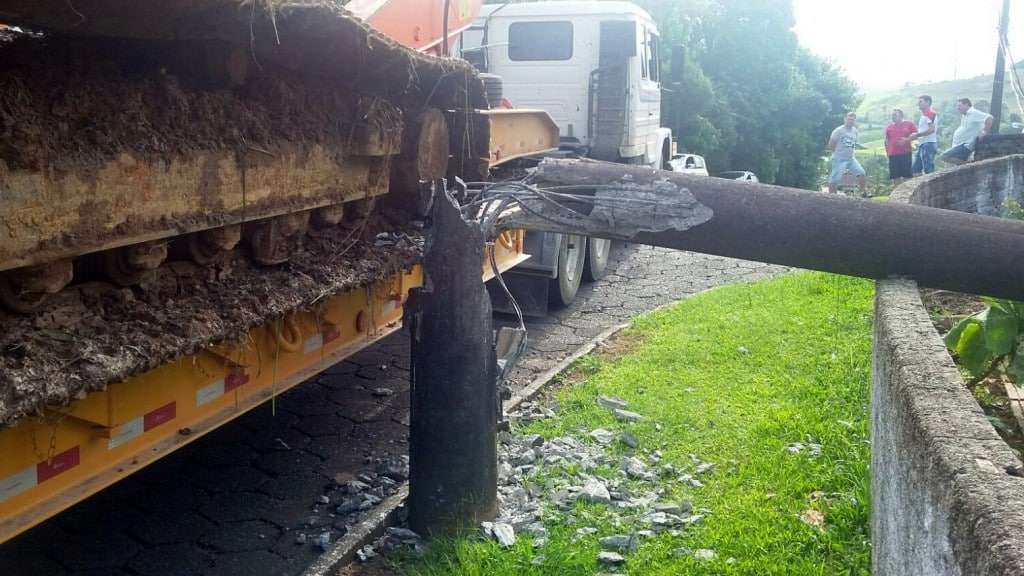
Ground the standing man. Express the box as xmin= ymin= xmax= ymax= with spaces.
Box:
xmin=884 ymin=109 xmax=917 ymax=185
xmin=909 ymin=95 xmax=938 ymax=175
xmin=827 ymin=112 xmax=866 ymax=195
xmin=941 ymin=98 xmax=993 ymax=165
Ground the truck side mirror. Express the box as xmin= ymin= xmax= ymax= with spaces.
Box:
xmin=671 ymin=44 xmax=686 ymax=85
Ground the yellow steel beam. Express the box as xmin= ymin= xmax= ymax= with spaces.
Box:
xmin=484 ymin=109 xmax=560 ymax=168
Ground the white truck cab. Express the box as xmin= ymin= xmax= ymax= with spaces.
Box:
xmin=461 ymin=1 xmax=672 ymax=168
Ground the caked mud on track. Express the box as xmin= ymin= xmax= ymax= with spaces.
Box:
xmin=0 ymin=0 xmax=484 ymax=310
xmin=0 ymin=0 xmax=486 ymax=423
xmin=0 ymin=221 xmax=422 ymax=428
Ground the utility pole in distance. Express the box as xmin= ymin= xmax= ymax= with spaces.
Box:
xmin=990 ymin=0 xmax=1010 ymax=133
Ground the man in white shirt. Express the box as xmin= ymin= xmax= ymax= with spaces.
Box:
xmin=908 ymin=95 xmax=938 ymax=175
xmin=827 ymin=112 xmax=866 ymax=194
xmin=940 ymin=98 xmax=993 ymax=165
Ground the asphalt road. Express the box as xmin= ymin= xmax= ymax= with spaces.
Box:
xmin=1 ymin=244 xmax=783 ymax=576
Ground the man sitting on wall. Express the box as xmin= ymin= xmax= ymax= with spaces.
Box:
xmin=941 ymin=98 xmax=993 ymax=165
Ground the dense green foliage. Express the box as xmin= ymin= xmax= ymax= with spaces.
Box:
xmin=483 ymin=0 xmax=860 ymax=189
xmin=634 ymin=0 xmax=859 ymax=187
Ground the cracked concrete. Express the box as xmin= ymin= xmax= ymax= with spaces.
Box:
xmin=1 ymin=244 xmax=782 ymax=575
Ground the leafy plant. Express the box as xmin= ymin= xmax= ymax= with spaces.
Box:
xmin=943 ymin=197 xmax=1024 ymax=384
xmin=1005 ymin=198 xmax=1024 ymax=220
xmin=944 ymin=299 xmax=1024 ymax=384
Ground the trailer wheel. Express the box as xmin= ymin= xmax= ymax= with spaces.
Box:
xmin=549 ymin=234 xmax=585 ymax=306
xmin=583 ymin=237 xmax=610 ymax=281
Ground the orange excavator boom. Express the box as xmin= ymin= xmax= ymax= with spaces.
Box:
xmin=346 ymin=0 xmax=482 ymax=55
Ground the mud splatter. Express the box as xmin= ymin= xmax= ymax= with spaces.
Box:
xmin=0 ymin=221 xmax=422 ymax=428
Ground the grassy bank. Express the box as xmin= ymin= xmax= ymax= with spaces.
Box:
xmin=396 ymin=272 xmax=874 ymax=575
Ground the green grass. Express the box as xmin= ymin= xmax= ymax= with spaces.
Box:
xmin=394 ymin=272 xmax=875 ymax=576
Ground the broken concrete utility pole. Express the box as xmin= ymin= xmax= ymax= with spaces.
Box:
xmin=497 ymin=159 xmax=1024 ymax=301
xmin=405 ymin=189 xmax=498 ymax=536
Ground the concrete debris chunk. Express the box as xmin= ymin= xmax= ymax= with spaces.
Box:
xmin=379 ymin=456 xmax=410 ymax=481
xmin=386 ymin=527 xmax=421 ymax=542
xmin=346 ymin=480 xmax=370 ymax=493
xmin=696 ymin=462 xmax=715 ymax=475
xmin=317 ymin=531 xmax=331 ymax=549
xmin=576 ymin=527 xmax=598 ymax=537
xmin=694 ymin=548 xmax=717 ymax=560
xmin=613 ymin=409 xmax=643 ymax=423
xmin=678 ymin=473 xmax=704 ymax=488
xmin=523 ymin=522 xmax=548 ymax=538
xmin=498 ymin=462 xmax=513 ymax=482
xmin=580 ymin=477 xmax=612 ymax=504
xmin=356 ymin=544 xmax=377 ymax=562
xmin=653 ymin=503 xmax=681 ymax=515
xmin=590 ymin=428 xmax=615 ymax=445
xmin=491 ymin=522 xmax=516 ymax=547
xmin=317 ymin=495 xmax=330 ymax=505
xmin=598 ymin=551 xmax=626 ymax=566
xmin=621 ymin=456 xmax=654 ymax=480
xmin=507 ymin=487 xmax=530 ymax=508
xmin=599 ymin=534 xmax=639 ymax=553
xmin=336 ymin=498 xmax=360 ymax=514
xmin=372 ymin=387 xmax=394 ymax=397
xmin=523 ymin=434 xmax=545 ymax=448
xmin=514 ymin=448 xmax=538 ymax=466
xmin=294 ymin=533 xmax=308 ymax=545
xmin=598 ymin=395 xmax=629 ymax=410
xmin=681 ymin=514 xmax=705 ymax=526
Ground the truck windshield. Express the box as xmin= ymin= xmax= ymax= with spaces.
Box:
xmin=508 ymin=21 xmax=573 ymax=61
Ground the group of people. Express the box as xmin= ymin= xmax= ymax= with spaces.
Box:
xmin=827 ymin=95 xmax=994 ymax=194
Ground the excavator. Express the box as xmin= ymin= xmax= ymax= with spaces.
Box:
xmin=0 ymin=0 xmax=561 ymax=542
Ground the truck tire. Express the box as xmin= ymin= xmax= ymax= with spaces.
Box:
xmin=478 ymin=73 xmax=504 ymax=109
xmin=549 ymin=234 xmax=586 ymax=306
xmin=583 ymin=237 xmax=610 ymax=281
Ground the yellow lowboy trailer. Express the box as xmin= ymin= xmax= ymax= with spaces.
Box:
xmin=0 ymin=0 xmax=557 ymax=543
xmin=0 ymin=233 xmax=529 ymax=542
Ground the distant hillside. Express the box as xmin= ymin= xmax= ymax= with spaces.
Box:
xmin=857 ymin=61 xmax=1024 ymax=128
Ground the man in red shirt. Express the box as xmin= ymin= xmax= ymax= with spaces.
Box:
xmin=885 ymin=109 xmax=918 ymax=185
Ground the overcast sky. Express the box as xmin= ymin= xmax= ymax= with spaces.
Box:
xmin=792 ymin=0 xmax=1023 ymax=90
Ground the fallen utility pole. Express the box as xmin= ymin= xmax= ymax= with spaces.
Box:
xmin=405 ymin=188 xmax=498 ymax=536
xmin=497 ymin=159 xmax=1024 ymax=301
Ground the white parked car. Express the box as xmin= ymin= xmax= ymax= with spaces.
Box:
xmin=718 ymin=170 xmax=759 ymax=183
xmin=668 ymin=153 xmax=709 ymax=176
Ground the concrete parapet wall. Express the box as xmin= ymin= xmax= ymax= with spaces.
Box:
xmin=976 ymin=133 xmax=1024 ymax=161
xmin=894 ymin=154 xmax=1023 ymax=215
xmin=873 ymin=154 xmax=1024 ymax=575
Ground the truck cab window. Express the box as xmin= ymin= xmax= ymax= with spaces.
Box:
xmin=508 ymin=21 xmax=573 ymax=61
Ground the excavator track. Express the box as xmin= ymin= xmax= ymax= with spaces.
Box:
xmin=0 ymin=1 xmax=487 ymax=426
